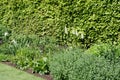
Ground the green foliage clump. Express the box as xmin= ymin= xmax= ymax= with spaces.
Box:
xmin=12 ymin=47 xmax=40 ymax=70
xmin=0 ymin=0 xmax=120 ymax=48
xmin=49 ymin=48 xmax=83 ymax=80
xmin=85 ymin=43 xmax=120 ymax=62
xmin=31 ymin=57 xmax=49 ymax=74
xmin=50 ymin=48 xmax=120 ymax=80
xmin=13 ymin=47 xmax=49 ymax=74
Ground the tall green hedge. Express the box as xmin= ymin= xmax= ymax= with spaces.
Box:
xmin=0 ymin=0 xmax=120 ymax=48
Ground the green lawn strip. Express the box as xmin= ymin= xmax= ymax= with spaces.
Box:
xmin=0 ymin=63 xmax=44 ymax=80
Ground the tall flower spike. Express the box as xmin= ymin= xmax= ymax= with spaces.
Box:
xmin=65 ymin=26 xmax=68 ymax=34
xmin=75 ymin=29 xmax=79 ymax=36
xmin=72 ymin=29 xmax=76 ymax=34
xmin=81 ymin=33 xmax=84 ymax=39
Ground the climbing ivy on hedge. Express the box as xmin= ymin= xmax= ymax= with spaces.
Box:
xmin=0 ymin=0 xmax=120 ymax=48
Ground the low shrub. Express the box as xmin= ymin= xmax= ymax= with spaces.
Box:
xmin=49 ymin=48 xmax=83 ymax=80
xmin=85 ymin=43 xmax=120 ymax=62
xmin=85 ymin=43 xmax=110 ymax=56
xmin=49 ymin=48 xmax=120 ymax=80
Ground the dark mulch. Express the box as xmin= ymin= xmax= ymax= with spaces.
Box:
xmin=1 ymin=61 xmax=53 ymax=80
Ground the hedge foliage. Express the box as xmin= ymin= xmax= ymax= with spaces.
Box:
xmin=0 ymin=0 xmax=120 ymax=48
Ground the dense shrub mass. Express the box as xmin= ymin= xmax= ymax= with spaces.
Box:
xmin=50 ymin=48 xmax=120 ymax=80
xmin=0 ymin=0 xmax=120 ymax=47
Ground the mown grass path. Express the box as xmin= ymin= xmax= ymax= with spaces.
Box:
xmin=0 ymin=63 xmax=44 ymax=80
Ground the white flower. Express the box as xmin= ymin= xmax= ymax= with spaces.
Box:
xmin=72 ymin=29 xmax=76 ymax=34
xmin=72 ymin=29 xmax=79 ymax=36
xmin=4 ymin=32 xmax=8 ymax=36
xmin=65 ymin=27 xmax=68 ymax=34
xmin=11 ymin=39 xmax=17 ymax=44
xmin=75 ymin=30 xmax=79 ymax=36
xmin=81 ymin=33 xmax=84 ymax=39
xmin=42 ymin=57 xmax=47 ymax=62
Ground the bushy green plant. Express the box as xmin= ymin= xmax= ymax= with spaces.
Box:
xmin=71 ymin=55 xmax=120 ymax=80
xmin=49 ymin=48 xmax=83 ymax=80
xmin=85 ymin=43 xmax=120 ymax=62
xmin=50 ymin=48 xmax=120 ymax=80
xmin=12 ymin=47 xmax=49 ymax=74
xmin=31 ymin=56 xmax=49 ymax=74
xmin=85 ymin=43 xmax=111 ymax=55
xmin=12 ymin=47 xmax=40 ymax=70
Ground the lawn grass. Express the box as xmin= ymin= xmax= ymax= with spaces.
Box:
xmin=0 ymin=63 xmax=44 ymax=80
